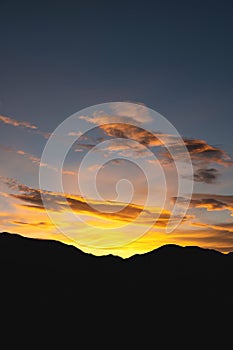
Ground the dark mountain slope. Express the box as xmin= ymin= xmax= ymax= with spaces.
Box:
xmin=0 ymin=231 xmax=232 ymax=311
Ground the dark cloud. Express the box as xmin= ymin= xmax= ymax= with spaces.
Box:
xmin=20 ymin=204 xmax=45 ymax=210
xmin=161 ymin=137 xmax=232 ymax=165
xmin=184 ymin=138 xmax=232 ymax=166
xmin=11 ymin=192 xmax=43 ymax=207
xmin=13 ymin=220 xmax=53 ymax=227
xmin=194 ymin=168 xmax=219 ymax=184
xmin=69 ymin=124 xmax=232 ymax=186
xmin=160 ymin=137 xmax=232 ymax=184
xmin=192 ymin=193 xmax=233 ymax=206
xmin=173 ymin=193 xmax=233 ymax=212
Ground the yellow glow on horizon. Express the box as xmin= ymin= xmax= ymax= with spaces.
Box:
xmin=1 ymin=186 xmax=233 ymax=258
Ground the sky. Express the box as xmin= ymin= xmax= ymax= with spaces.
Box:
xmin=0 ymin=0 xmax=233 ymax=257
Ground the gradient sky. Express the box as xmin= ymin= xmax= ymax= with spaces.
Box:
xmin=0 ymin=0 xmax=233 ymax=257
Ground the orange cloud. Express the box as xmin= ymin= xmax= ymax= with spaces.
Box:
xmin=73 ymin=121 xmax=232 ymax=185
xmin=163 ymin=138 xmax=232 ymax=167
xmin=184 ymin=138 xmax=233 ymax=167
xmin=1 ymin=174 xmax=233 ymax=257
xmin=62 ymin=170 xmax=76 ymax=176
xmin=0 ymin=114 xmax=50 ymax=138
xmin=192 ymin=222 xmax=233 ymax=232
xmin=2 ymin=177 xmax=176 ymax=227
xmin=190 ymin=194 xmax=233 ymax=213
xmin=100 ymin=124 xmax=162 ymax=147
xmin=173 ymin=194 xmax=233 ymax=216
xmin=0 ymin=115 xmax=37 ymax=129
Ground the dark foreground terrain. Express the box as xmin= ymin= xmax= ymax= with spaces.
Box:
xmin=1 ymin=231 xmax=233 ymax=310
xmin=2 ymin=231 xmax=233 ymax=341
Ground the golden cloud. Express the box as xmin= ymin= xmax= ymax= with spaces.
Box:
xmin=0 ymin=115 xmax=37 ymax=129
xmin=0 ymin=114 xmax=50 ymax=138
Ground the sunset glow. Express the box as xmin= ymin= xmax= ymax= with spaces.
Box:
xmin=1 ymin=102 xmax=233 ymax=258
xmin=1 ymin=0 xmax=233 ymax=260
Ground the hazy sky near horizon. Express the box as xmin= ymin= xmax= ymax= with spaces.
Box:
xmin=0 ymin=0 xmax=233 ymax=257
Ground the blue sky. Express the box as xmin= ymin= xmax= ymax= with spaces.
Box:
xmin=1 ymin=0 xmax=232 ymax=142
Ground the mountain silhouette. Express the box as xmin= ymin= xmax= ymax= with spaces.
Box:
xmin=1 ymin=231 xmax=233 ymax=315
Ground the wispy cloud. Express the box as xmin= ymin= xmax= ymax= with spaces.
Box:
xmin=0 ymin=115 xmax=37 ymax=130
xmin=100 ymin=124 xmax=161 ymax=147
xmin=76 ymin=118 xmax=232 ymax=170
xmin=174 ymin=193 xmax=233 ymax=214
xmin=110 ymin=102 xmax=152 ymax=123
xmin=87 ymin=164 xmax=101 ymax=172
xmin=160 ymin=137 xmax=233 ymax=184
xmin=0 ymin=145 xmax=77 ymax=176
xmin=80 ymin=102 xmax=152 ymax=125
xmin=163 ymin=138 xmax=233 ymax=167
xmin=184 ymin=138 xmax=233 ymax=166
xmin=100 ymin=139 xmax=151 ymax=158
xmin=13 ymin=220 xmax=54 ymax=228
xmin=74 ymin=143 xmax=96 ymax=152
xmin=1 ymin=177 xmax=177 ymax=227
xmin=0 ymin=114 xmax=50 ymax=138
xmin=0 ymin=144 xmax=47 ymax=166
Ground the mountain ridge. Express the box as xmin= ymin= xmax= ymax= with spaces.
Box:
xmin=1 ymin=231 xmax=233 ymax=310
xmin=0 ymin=231 xmax=226 ymax=259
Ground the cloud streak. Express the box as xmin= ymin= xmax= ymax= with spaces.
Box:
xmin=75 ymin=117 xmax=232 ymax=181
xmin=174 ymin=193 xmax=233 ymax=214
xmin=0 ymin=115 xmax=37 ymax=130
xmin=2 ymin=177 xmax=177 ymax=228
xmin=79 ymin=114 xmax=231 ymax=167
xmin=184 ymin=138 xmax=233 ymax=166
xmin=13 ymin=220 xmax=54 ymax=228
xmin=0 ymin=144 xmax=47 ymax=167
xmin=0 ymin=145 xmax=77 ymax=176
xmin=0 ymin=114 xmax=50 ymax=138
xmin=100 ymin=123 xmax=161 ymax=147
xmin=164 ymin=138 xmax=233 ymax=167
xmin=1 ymin=177 xmax=233 ymax=257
